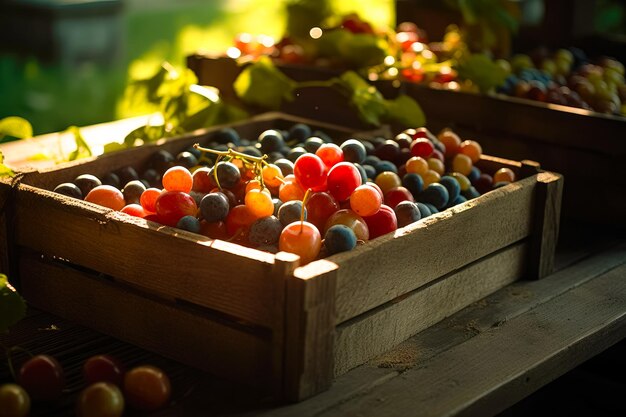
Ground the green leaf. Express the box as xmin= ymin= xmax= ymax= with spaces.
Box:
xmin=0 ymin=117 xmax=33 ymax=140
xmin=337 ymin=71 xmax=386 ymax=126
xmin=0 ymin=151 xmax=15 ymax=178
xmin=382 ymin=95 xmax=426 ymax=128
xmin=66 ymin=126 xmax=92 ymax=162
xmin=0 ymin=274 xmax=26 ymax=334
xmin=456 ymin=53 xmax=508 ymax=93
xmin=102 ymin=142 xmax=128 ymax=154
xmin=233 ymin=57 xmax=297 ymax=110
xmin=123 ymin=124 xmax=166 ymax=148
xmin=315 ymin=30 xmax=388 ymax=69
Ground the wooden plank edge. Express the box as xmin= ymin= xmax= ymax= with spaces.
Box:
xmin=283 ymin=260 xmax=339 ymax=401
xmin=528 ymin=171 xmax=564 ymax=279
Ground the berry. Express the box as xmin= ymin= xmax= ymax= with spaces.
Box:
xmin=324 ymin=225 xmax=357 ymax=255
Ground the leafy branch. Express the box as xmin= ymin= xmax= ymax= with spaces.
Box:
xmin=233 ymin=57 xmax=426 ymax=128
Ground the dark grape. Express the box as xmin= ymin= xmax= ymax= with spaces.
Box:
xmin=439 ymin=176 xmax=461 ymax=203
xmin=274 ymin=158 xmax=294 ymax=176
xmin=462 ymin=186 xmax=481 ymax=199
xmin=353 ymin=163 xmax=367 ymax=184
xmin=176 ymin=215 xmax=201 ymax=233
xmin=101 ymin=172 xmax=121 ymax=188
xmin=419 ymin=183 xmax=449 ymax=209
xmin=140 ymin=169 xmax=160 ymax=188
xmin=115 ymin=166 xmax=139 ymax=186
xmin=374 ymin=160 xmax=397 ymax=175
xmin=278 ymin=200 xmax=306 ymax=226
xmin=362 ymin=164 xmax=376 ymax=180
xmin=258 ymin=129 xmax=285 ymax=154
xmin=249 ymin=215 xmax=283 ymax=246
xmin=176 ymin=151 xmax=199 ymax=168
xmin=74 ymin=174 xmax=102 ymax=197
xmin=375 ymin=140 xmax=400 ymax=161
xmin=394 ymin=201 xmax=421 ymax=227
xmin=54 ymin=182 xmax=82 ymax=199
xmin=149 ymin=149 xmax=175 ymax=174
xmin=240 ymin=146 xmax=263 ymax=158
xmin=402 ymin=173 xmax=424 ymax=199
xmin=415 ymin=202 xmax=432 ymax=218
xmin=122 ymin=180 xmax=147 ymax=205
xmin=210 ymin=161 xmax=241 ymax=189
xmin=211 ymin=127 xmax=240 ymax=145
xmin=340 ymin=139 xmax=367 ymax=164
xmin=287 ymin=146 xmax=307 ymax=163
xmin=200 ymin=192 xmax=230 ymax=222
xmin=324 ymin=225 xmax=357 ymax=255
xmin=288 ymin=123 xmax=311 ymax=142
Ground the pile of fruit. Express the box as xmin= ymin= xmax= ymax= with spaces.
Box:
xmin=53 ymin=123 xmax=517 ymax=265
xmin=498 ymin=48 xmax=626 ymax=116
xmin=0 ymin=353 xmax=171 ymax=417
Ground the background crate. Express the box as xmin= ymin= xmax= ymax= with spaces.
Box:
xmin=0 ymin=115 xmax=563 ymax=401
xmin=402 ymin=84 xmax=626 ymax=226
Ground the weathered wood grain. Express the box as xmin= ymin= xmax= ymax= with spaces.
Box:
xmin=19 ymin=253 xmax=274 ymax=387
xmin=14 ymin=184 xmax=277 ymax=327
xmin=331 ymin=174 xmax=539 ymax=324
xmin=528 ymin=171 xmax=564 ymax=279
xmin=319 ymin=263 xmax=626 ymax=417
xmin=334 ymin=241 xmax=528 ymax=376
xmin=283 ymin=260 xmax=338 ymax=401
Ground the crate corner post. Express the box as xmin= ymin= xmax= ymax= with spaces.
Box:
xmin=282 ymin=259 xmax=339 ymax=402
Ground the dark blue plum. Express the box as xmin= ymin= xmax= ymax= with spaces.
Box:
xmin=439 ymin=176 xmax=461 ymax=203
xmin=176 ymin=215 xmax=201 ymax=233
xmin=340 ymin=139 xmax=367 ymax=164
xmin=415 ymin=202 xmax=432 ymax=218
xmin=324 ymin=225 xmax=357 ymax=255
xmin=278 ymin=200 xmax=306 ymax=226
xmin=419 ymin=183 xmax=449 ymax=210
xmin=200 ymin=192 xmax=230 ymax=222
xmin=258 ymin=129 xmax=285 ymax=154
xmin=249 ymin=215 xmax=283 ymax=246
xmin=402 ymin=173 xmax=424 ymax=199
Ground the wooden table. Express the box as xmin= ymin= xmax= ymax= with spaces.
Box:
xmin=2 ymin=221 xmax=625 ymax=417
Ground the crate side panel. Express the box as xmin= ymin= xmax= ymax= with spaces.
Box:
xmin=15 ymin=185 xmax=276 ymax=327
xmin=333 ymin=175 xmax=538 ymax=324
xmin=19 ymin=254 xmax=273 ymax=386
xmin=334 ymin=241 xmax=528 ymax=376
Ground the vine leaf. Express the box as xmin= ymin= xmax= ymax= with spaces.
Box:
xmin=0 ymin=274 xmax=26 ymax=334
xmin=66 ymin=126 xmax=93 ymax=162
xmin=0 ymin=117 xmax=33 ymax=141
xmin=233 ymin=57 xmax=297 ymax=110
xmin=0 ymin=151 xmax=15 ymax=178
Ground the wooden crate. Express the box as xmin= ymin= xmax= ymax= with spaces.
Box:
xmin=402 ymin=83 xmax=626 ymax=226
xmin=0 ymin=115 xmax=563 ymax=402
xmin=186 ymin=54 xmax=403 ymax=130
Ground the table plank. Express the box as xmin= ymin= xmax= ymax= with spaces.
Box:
xmin=318 ymin=263 xmax=626 ymax=417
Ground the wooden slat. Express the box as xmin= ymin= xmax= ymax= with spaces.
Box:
xmin=404 ymin=83 xmax=626 ymax=156
xmin=14 ymin=184 xmax=277 ymax=327
xmin=271 ymin=251 xmax=301 ymax=398
xmin=528 ymin=171 xmax=564 ymax=279
xmin=334 ymin=241 xmax=528 ymax=376
xmin=332 ymin=174 xmax=539 ymax=324
xmin=19 ymin=253 xmax=274 ymax=387
xmin=319 ymin=263 xmax=626 ymax=417
xmin=283 ymin=260 xmax=338 ymax=401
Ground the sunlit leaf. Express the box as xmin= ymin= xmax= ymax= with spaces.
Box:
xmin=27 ymin=151 xmax=53 ymax=161
xmin=102 ymin=142 xmax=128 ymax=154
xmin=123 ymin=124 xmax=166 ymax=148
xmin=0 ymin=117 xmax=33 ymax=140
xmin=456 ymin=53 xmax=508 ymax=93
xmin=233 ymin=57 xmax=297 ymax=110
xmin=0 ymin=274 xmax=26 ymax=334
xmin=0 ymin=151 xmax=15 ymax=178
xmin=66 ymin=126 xmax=92 ymax=161
xmin=383 ymin=95 xmax=426 ymax=128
